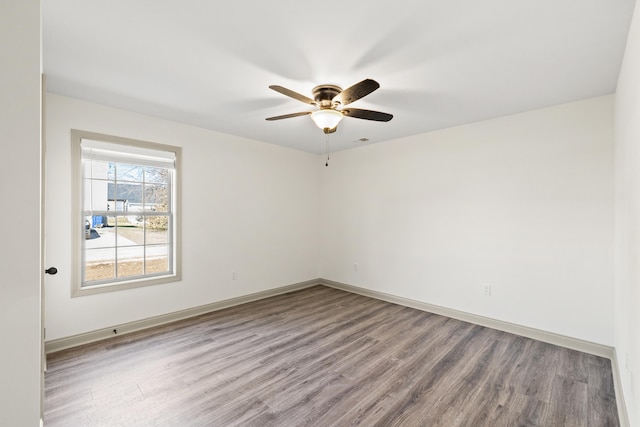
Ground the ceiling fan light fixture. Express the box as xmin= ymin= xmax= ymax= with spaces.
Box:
xmin=310 ymin=109 xmax=343 ymax=132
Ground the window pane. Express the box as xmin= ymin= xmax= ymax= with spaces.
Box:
xmin=82 ymin=180 xmax=92 ymax=211
xmin=145 ymin=166 xmax=169 ymax=184
xmin=111 ymin=183 xmax=141 ymax=212
xmin=115 ymin=217 xmax=143 ymax=247
xmin=83 ymin=159 xmax=111 ymax=179
xmin=145 ymin=217 xmax=169 ymax=244
xmin=84 ymin=248 xmax=116 ymax=282
xmin=106 ymin=162 xmax=116 ymax=180
xmin=82 ymin=160 xmax=91 ymax=179
xmin=115 ymin=163 xmax=143 ymax=182
xmin=144 ymin=184 xmax=169 ymax=212
xmin=117 ymin=246 xmax=144 ymax=278
xmin=145 ymin=215 xmax=169 ymax=233
xmin=84 ymin=179 xmax=111 ymax=212
xmin=85 ymin=218 xmax=113 ymax=248
xmin=146 ymin=244 xmax=170 ymax=274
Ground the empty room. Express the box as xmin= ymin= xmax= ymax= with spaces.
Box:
xmin=2 ymin=0 xmax=640 ymax=425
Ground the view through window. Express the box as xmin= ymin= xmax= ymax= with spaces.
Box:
xmin=72 ymin=130 xmax=181 ymax=295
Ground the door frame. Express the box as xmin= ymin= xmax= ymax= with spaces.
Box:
xmin=40 ymin=73 xmax=46 ymax=424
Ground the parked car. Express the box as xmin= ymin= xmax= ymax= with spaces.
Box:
xmin=85 ymin=218 xmax=101 ymax=239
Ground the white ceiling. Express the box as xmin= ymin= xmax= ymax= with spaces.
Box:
xmin=43 ymin=1 xmax=636 ymax=154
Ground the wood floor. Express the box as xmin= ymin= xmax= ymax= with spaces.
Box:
xmin=45 ymin=285 xmax=619 ymax=426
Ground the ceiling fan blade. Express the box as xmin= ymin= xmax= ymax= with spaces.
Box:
xmin=342 ymin=108 xmax=393 ymax=122
xmin=333 ymin=79 xmax=380 ymax=106
xmin=265 ymin=111 xmax=311 ymax=121
xmin=269 ymin=85 xmax=316 ymax=105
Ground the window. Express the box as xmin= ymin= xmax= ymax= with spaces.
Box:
xmin=72 ymin=130 xmax=181 ymax=296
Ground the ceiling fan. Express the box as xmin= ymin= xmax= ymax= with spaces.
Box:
xmin=266 ymin=79 xmax=393 ymax=134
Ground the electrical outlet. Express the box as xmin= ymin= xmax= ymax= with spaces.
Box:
xmin=353 ymin=263 xmax=359 ymax=272
xmin=232 ymin=271 xmax=237 ymax=280
xmin=482 ymin=284 xmax=492 ymax=296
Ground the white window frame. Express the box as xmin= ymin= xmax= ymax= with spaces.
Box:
xmin=71 ymin=129 xmax=181 ymax=297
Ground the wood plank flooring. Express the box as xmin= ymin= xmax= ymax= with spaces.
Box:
xmin=44 ymin=285 xmax=619 ymax=426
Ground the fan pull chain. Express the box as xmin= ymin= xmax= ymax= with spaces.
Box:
xmin=325 ymin=133 xmax=330 ymax=167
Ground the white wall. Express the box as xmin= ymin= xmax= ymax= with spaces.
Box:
xmin=45 ymin=94 xmax=321 ymax=340
xmin=46 ymin=92 xmax=618 ymax=395
xmin=320 ymin=96 xmax=615 ymax=346
xmin=614 ymin=0 xmax=640 ymax=423
xmin=0 ymin=0 xmax=42 ymax=425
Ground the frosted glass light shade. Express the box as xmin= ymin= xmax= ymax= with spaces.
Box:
xmin=310 ymin=109 xmax=343 ymax=131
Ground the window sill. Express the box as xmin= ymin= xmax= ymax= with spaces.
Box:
xmin=72 ymin=273 xmax=181 ymax=297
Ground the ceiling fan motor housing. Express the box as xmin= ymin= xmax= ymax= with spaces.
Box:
xmin=312 ymin=85 xmax=342 ymax=107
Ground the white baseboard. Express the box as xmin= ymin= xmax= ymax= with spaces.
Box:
xmin=611 ymin=349 xmax=631 ymax=427
xmin=320 ymin=279 xmax=614 ymax=359
xmin=45 ymin=279 xmax=320 ymax=354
